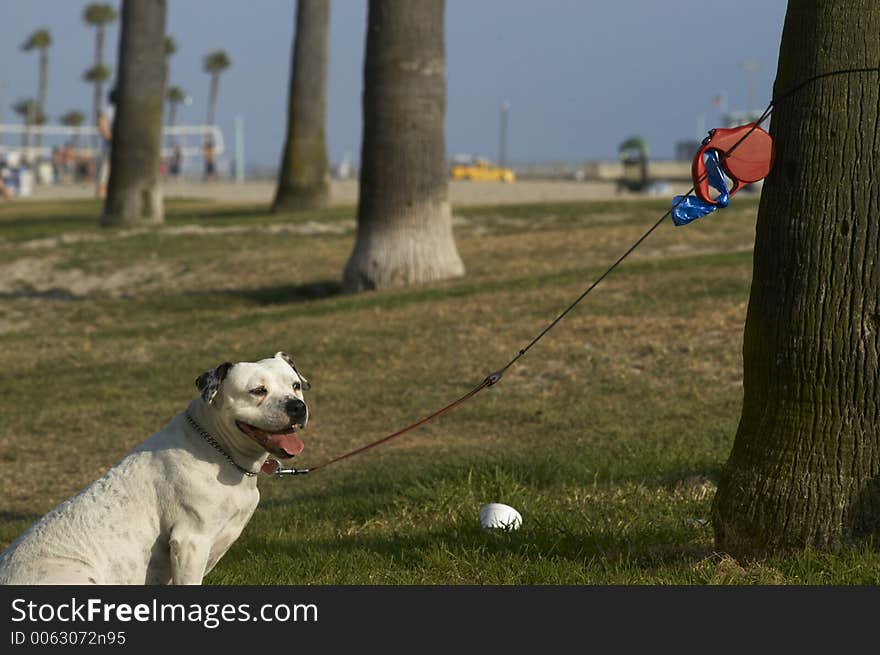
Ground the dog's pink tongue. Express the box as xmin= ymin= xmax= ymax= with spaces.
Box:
xmin=268 ymin=431 xmax=304 ymax=457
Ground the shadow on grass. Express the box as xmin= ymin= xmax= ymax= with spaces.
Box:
xmin=165 ymin=205 xmax=270 ymax=221
xmin=0 ymin=511 xmax=41 ymax=524
xmin=259 ymin=445 xmax=723 ymax=526
xmin=205 ymin=280 xmax=344 ymax=306
xmin=245 ymin=449 xmax=720 ymax=580
xmin=240 ymin=521 xmax=713 ymax=578
xmin=0 ymin=288 xmax=82 ymax=301
xmin=0 ymin=214 xmax=97 ymax=235
xmin=165 ymin=204 xmax=355 ymax=223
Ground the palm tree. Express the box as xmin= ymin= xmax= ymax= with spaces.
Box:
xmin=12 ymin=98 xmax=44 ymax=150
xmin=20 ymin=28 xmax=51 ymax=150
xmin=60 ymin=110 xmax=86 ymax=147
xmin=163 ymin=35 xmax=179 ymax=147
xmin=712 ymin=0 xmax=880 ymax=556
xmin=272 ymin=0 xmax=331 ymax=212
xmin=163 ymin=35 xmax=176 ymax=85
xmin=202 ymin=50 xmax=231 ymax=127
xmin=100 ymin=0 xmax=166 ymax=227
xmin=166 ymin=85 xmax=186 ymax=142
xmin=82 ymin=3 xmax=118 ymax=131
xmin=343 ymin=0 xmax=464 ymax=291
xmin=82 ymin=64 xmax=111 ymax=90
xmin=164 ymin=36 xmax=177 ymax=59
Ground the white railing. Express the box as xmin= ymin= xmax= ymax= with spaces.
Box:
xmin=0 ymin=123 xmax=225 ymax=160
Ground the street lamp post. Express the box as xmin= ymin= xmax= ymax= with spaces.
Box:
xmin=739 ymin=59 xmax=762 ymax=116
xmin=498 ymin=100 xmax=510 ymax=168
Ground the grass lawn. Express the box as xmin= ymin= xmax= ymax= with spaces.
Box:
xmin=1 ymin=194 xmax=878 ymax=584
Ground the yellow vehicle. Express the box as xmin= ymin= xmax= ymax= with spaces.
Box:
xmin=450 ymin=157 xmax=515 ymax=183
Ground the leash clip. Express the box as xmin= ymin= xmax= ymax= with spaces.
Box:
xmin=273 ymin=467 xmax=311 ymax=477
xmin=263 ymin=458 xmax=311 ymax=477
xmin=485 ymin=370 xmax=504 ymax=386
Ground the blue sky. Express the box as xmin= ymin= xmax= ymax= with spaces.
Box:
xmin=0 ymin=1 xmax=787 ymax=168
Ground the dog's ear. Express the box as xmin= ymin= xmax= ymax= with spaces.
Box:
xmin=274 ymin=351 xmax=311 ymax=390
xmin=195 ymin=362 xmax=234 ymax=404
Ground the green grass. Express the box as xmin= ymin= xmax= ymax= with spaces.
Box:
xmin=2 ymin=194 xmax=880 ymax=584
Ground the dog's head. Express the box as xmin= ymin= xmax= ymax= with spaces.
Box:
xmin=195 ymin=352 xmax=311 ymax=458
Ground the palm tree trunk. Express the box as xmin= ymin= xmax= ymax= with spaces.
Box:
xmin=712 ymin=0 xmax=880 ymax=557
xmin=168 ymin=101 xmax=177 ymax=135
xmin=206 ymin=73 xmax=219 ymax=126
xmin=343 ymin=0 xmax=464 ymax=292
xmin=35 ymin=48 xmax=48 ymax=150
xmin=93 ymin=25 xmax=105 ymax=148
xmin=272 ymin=0 xmax=330 ymax=212
xmin=100 ymin=0 xmax=166 ymax=227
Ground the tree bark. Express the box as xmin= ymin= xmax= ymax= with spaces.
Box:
xmin=207 ymin=73 xmax=218 ymax=126
xmin=100 ymin=0 xmax=166 ymax=227
xmin=343 ymin=0 xmax=464 ymax=292
xmin=93 ymin=26 xmax=105 ymax=139
xmin=712 ymin=0 xmax=880 ymax=557
xmin=272 ymin=0 xmax=330 ymax=212
xmin=35 ymin=49 xmax=48 ymax=150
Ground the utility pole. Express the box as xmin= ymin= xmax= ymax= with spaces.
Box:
xmin=234 ymin=114 xmax=245 ymax=184
xmin=0 ymin=80 xmax=7 ymax=151
xmin=498 ymin=99 xmax=509 ymax=168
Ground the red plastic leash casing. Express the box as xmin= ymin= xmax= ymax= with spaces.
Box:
xmin=693 ymin=123 xmax=774 ymax=205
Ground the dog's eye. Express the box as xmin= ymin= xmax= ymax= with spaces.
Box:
xmin=249 ymin=386 xmax=268 ymax=396
xmin=292 ymin=382 xmax=302 ymax=392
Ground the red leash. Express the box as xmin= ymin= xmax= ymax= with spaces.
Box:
xmin=266 ymin=372 xmax=500 ymax=476
xmin=266 ymin=66 xmax=880 ymax=479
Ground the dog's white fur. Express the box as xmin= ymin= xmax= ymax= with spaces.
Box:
xmin=0 ymin=352 xmax=309 ymax=585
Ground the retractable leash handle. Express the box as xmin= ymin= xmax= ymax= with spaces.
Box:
xmin=693 ymin=123 xmax=774 ymax=204
xmin=672 ymin=122 xmax=774 ymax=226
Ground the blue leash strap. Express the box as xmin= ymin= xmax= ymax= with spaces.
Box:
xmin=671 ymin=150 xmax=730 ymax=226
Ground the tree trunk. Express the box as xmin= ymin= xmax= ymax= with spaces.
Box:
xmin=206 ymin=73 xmax=218 ymax=126
xmin=93 ymin=26 xmax=105 ymax=149
xmin=712 ymin=0 xmax=880 ymax=557
xmin=20 ymin=117 xmax=29 ymax=149
xmin=100 ymin=0 xmax=166 ymax=227
xmin=35 ymin=49 xmax=48 ymax=150
xmin=272 ymin=0 xmax=330 ymax=212
xmin=163 ymin=62 xmax=170 ymax=148
xmin=165 ymin=101 xmax=177 ymax=151
xmin=343 ymin=0 xmax=464 ymax=292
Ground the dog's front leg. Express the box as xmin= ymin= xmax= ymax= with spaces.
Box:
xmin=169 ymin=529 xmax=212 ymax=585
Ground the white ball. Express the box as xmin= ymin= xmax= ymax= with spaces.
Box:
xmin=479 ymin=503 xmax=522 ymax=530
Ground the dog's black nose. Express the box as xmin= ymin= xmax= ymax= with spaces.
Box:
xmin=285 ymin=398 xmax=308 ymax=423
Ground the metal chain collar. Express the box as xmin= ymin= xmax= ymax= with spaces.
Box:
xmin=184 ymin=412 xmax=258 ymax=477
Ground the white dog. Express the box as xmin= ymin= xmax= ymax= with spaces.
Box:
xmin=0 ymin=352 xmax=309 ymax=585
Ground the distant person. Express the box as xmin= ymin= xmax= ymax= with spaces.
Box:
xmin=51 ymin=147 xmax=62 ymax=184
xmin=60 ymin=142 xmax=74 ymax=183
xmin=0 ymin=177 xmax=12 ymax=200
xmin=1 ymin=155 xmax=19 ymax=199
xmin=76 ymin=153 xmax=92 ymax=184
xmin=169 ymin=144 xmax=182 ymax=181
xmin=96 ymin=88 xmax=117 ymax=199
xmin=202 ymin=137 xmax=216 ymax=182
